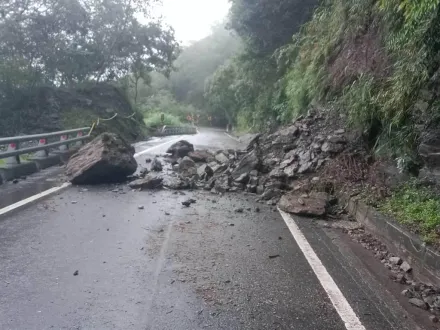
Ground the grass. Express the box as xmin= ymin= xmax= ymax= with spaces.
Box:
xmin=380 ymin=182 xmax=440 ymax=244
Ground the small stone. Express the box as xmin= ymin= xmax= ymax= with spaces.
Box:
xmin=165 ymin=212 xmax=170 ymax=215
xmin=389 ymin=256 xmax=402 ymax=265
xmin=409 ymin=298 xmax=429 ymax=310
xmin=429 ymin=315 xmax=439 ymax=323
xmin=269 ymin=254 xmax=280 ymax=259
xmin=182 ymin=200 xmax=192 ymax=207
xmin=12 ymin=179 xmax=19 ymax=184
xmin=138 ymin=205 xmax=144 ymax=210
xmin=71 ymin=201 xmax=78 ymax=204
xmin=145 ymin=158 xmax=152 ymax=163
xmin=235 ymin=208 xmax=244 ymax=213
xmin=150 ymin=157 xmax=163 ymax=172
xmin=334 ymin=129 xmax=345 ymax=135
xmin=229 ymin=223 xmax=235 ymax=227
xmin=73 ymin=270 xmax=79 ymax=276
xmin=395 ymin=273 xmax=407 ymax=284
xmin=401 ymin=289 xmax=412 ymax=297
xmin=255 ymin=207 xmax=260 ymax=213
xmin=400 ymin=261 xmax=412 ymax=273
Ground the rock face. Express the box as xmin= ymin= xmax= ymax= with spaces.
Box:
xmin=278 ymin=192 xmax=330 ymax=217
xmin=166 ymin=140 xmax=194 ymax=158
xmin=66 ymin=133 xmax=137 ymax=184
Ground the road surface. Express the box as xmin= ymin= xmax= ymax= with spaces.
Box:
xmin=0 ymin=128 xmax=432 ymax=329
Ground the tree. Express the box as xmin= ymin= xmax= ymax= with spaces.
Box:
xmin=0 ymin=0 xmax=179 ymax=90
xmin=228 ymin=0 xmax=318 ymax=55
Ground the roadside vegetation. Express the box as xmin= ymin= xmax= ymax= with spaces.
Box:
xmin=380 ymin=181 xmax=440 ymax=244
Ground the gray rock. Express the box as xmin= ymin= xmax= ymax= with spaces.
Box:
xmin=215 ymin=152 xmax=229 ymax=164
xmin=129 ymin=175 xmax=163 ymax=190
xmin=188 ymin=150 xmax=213 ymax=162
xmin=249 ymin=170 xmax=259 ymax=177
xmin=334 ymin=129 xmax=345 ymax=135
xmin=321 ymin=142 xmax=344 ymax=154
xmin=400 ymin=261 xmax=412 ymax=273
xmin=297 ymin=161 xmax=313 ymax=174
xmin=278 ymin=192 xmax=330 ymax=217
xmin=179 ymin=156 xmax=197 ymax=178
xmin=214 ymin=174 xmax=232 ymax=193
xmin=429 ymin=315 xmax=439 ymax=323
xmin=231 ymin=149 xmax=260 ymax=180
xmin=389 ymin=256 xmax=402 ymax=265
xmin=151 ymin=157 xmax=163 ymax=171
xmin=261 ymin=188 xmax=283 ymax=201
xmin=328 ymin=135 xmax=347 ymax=144
xmin=163 ymin=176 xmax=191 ymax=190
xmin=269 ymin=168 xmax=287 ymax=179
xmin=166 ymin=140 xmax=194 ymax=158
xmin=256 ymin=185 xmax=265 ymax=195
xmin=284 ymin=163 xmax=299 ymax=178
xmin=409 ymin=298 xmax=429 ymax=310
xmin=66 ymin=133 xmax=137 ymax=184
xmin=235 ymin=173 xmax=250 ymax=184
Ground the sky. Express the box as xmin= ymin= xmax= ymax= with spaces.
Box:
xmin=157 ymin=0 xmax=231 ymax=44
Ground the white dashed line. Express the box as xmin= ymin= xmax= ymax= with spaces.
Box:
xmin=278 ymin=209 xmax=366 ymax=330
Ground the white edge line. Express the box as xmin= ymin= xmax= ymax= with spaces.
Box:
xmin=0 ymin=136 xmax=186 ymax=216
xmin=134 ymin=136 xmax=183 ymax=157
xmin=224 ymin=132 xmax=240 ymax=142
xmin=278 ymin=208 xmax=366 ymax=330
xmin=0 ymin=182 xmax=72 ymax=217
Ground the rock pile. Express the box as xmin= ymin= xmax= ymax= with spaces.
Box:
xmin=136 ymin=114 xmax=350 ymax=217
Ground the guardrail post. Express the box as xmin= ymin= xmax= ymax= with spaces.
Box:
xmin=5 ymin=142 xmax=20 ymax=166
xmin=34 ymin=138 xmax=49 ymax=158
xmin=59 ymin=135 xmax=69 ymax=151
xmin=76 ymin=131 xmax=84 ymax=147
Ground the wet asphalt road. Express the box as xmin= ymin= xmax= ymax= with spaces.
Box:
xmin=0 ymin=128 xmax=431 ymax=329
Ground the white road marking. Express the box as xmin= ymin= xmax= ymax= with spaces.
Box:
xmin=0 ymin=182 xmax=71 ymax=216
xmin=0 ymin=136 xmax=184 ymax=216
xmin=134 ymin=136 xmax=183 ymax=157
xmin=278 ymin=209 xmax=366 ymax=330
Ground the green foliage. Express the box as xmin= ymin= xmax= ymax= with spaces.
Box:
xmin=380 ymin=182 xmax=440 ymax=243
xmin=229 ymin=0 xmax=319 ymax=55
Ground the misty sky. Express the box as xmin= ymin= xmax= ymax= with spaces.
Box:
xmin=158 ymin=0 xmax=231 ymax=44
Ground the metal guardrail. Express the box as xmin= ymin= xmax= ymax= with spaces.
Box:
xmin=0 ymin=127 xmax=90 ymax=163
xmin=157 ymin=125 xmax=197 ymax=136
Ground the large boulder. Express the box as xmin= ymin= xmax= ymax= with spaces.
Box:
xmin=278 ymin=192 xmax=330 ymax=217
xmin=66 ymin=133 xmax=137 ymax=184
xmin=166 ymin=140 xmax=194 ymax=158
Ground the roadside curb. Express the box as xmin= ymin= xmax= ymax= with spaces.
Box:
xmin=341 ymin=194 xmax=440 ymax=286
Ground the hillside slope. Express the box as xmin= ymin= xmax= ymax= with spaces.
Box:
xmin=0 ymin=84 xmax=146 ymax=142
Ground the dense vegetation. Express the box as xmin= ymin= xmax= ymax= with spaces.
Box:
xmin=123 ymin=24 xmax=242 ymax=128
xmin=0 ymin=0 xmax=179 ymax=137
xmin=202 ymin=0 xmax=440 ymax=162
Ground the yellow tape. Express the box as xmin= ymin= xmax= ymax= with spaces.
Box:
xmin=88 ymin=122 xmax=96 ymax=136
